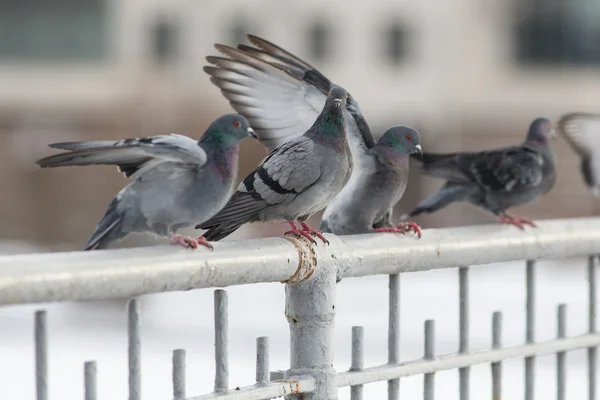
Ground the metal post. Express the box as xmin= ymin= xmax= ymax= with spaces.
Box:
xmin=525 ymin=260 xmax=535 ymax=400
xmin=350 ymin=326 xmax=364 ymax=400
xmin=285 ymin=250 xmax=337 ymax=400
xmin=128 ymin=298 xmax=141 ymax=400
xmin=589 ymin=255 xmax=597 ymax=400
xmin=256 ymin=337 xmax=270 ymax=386
xmin=173 ymin=349 xmax=186 ymax=400
xmin=388 ymin=274 xmax=400 ymax=400
xmin=491 ymin=311 xmax=502 ymax=400
xmin=84 ymin=361 xmax=97 ymax=400
xmin=35 ymin=310 xmax=48 ymax=400
xmin=424 ymin=319 xmax=435 ymax=400
xmin=214 ymin=289 xmax=229 ymax=393
xmin=459 ymin=267 xmax=470 ymax=400
xmin=557 ymin=304 xmax=566 ymax=400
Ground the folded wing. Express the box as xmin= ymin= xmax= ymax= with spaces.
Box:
xmin=36 ymin=134 xmax=207 ymax=180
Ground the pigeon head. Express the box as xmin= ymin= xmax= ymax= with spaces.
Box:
xmin=378 ymin=126 xmax=422 ymax=156
xmin=327 ymin=86 xmax=348 ymax=110
xmin=526 ymin=118 xmax=554 ymax=146
xmin=202 ymin=114 xmax=257 ymax=146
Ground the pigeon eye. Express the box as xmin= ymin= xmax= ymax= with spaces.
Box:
xmin=233 ymin=121 xmax=241 ymax=128
xmin=405 ymin=135 xmax=412 ymax=141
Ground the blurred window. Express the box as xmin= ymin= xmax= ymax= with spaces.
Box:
xmin=515 ymin=0 xmax=600 ymax=65
xmin=308 ymin=20 xmax=332 ymax=62
xmin=0 ymin=0 xmax=107 ymax=62
xmin=384 ymin=22 xmax=408 ymax=64
xmin=151 ymin=17 xmax=179 ymax=66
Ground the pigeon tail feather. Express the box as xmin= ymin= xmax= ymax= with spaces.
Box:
xmin=197 ymin=192 xmax=268 ymax=241
xmin=84 ymin=197 xmax=125 ymax=250
xmin=407 ymin=183 xmax=472 ymax=217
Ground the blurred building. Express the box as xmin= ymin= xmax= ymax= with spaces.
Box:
xmin=1 ymin=0 xmax=600 ymax=250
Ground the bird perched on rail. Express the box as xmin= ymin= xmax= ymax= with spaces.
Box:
xmin=197 ymin=86 xmax=353 ymax=244
xmin=36 ymin=114 xmax=257 ymax=250
xmin=557 ymin=112 xmax=600 ymax=197
xmin=404 ymin=118 xmax=556 ymax=229
xmin=321 ymin=126 xmax=423 ymax=236
xmin=202 ymin=34 xmax=422 ymax=237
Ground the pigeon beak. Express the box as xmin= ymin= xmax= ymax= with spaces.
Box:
xmin=247 ymin=127 xmax=258 ymax=139
xmin=550 ymin=127 xmax=557 ymax=140
xmin=333 ymin=98 xmax=342 ymax=108
xmin=414 ymin=144 xmax=423 ymax=157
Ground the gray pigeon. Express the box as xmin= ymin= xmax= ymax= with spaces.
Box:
xmin=197 ymin=86 xmax=353 ymax=244
xmin=202 ymin=34 xmax=422 ymax=237
xmin=36 ymin=114 xmax=257 ymax=250
xmin=405 ymin=118 xmax=556 ymax=229
xmin=320 ymin=126 xmax=423 ymax=236
xmin=557 ymin=113 xmax=600 ymax=197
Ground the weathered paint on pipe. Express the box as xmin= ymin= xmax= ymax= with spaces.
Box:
xmin=285 ymin=236 xmax=338 ymax=400
xmin=187 ymin=377 xmax=316 ymax=400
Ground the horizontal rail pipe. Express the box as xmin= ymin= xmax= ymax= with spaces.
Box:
xmin=1 ymin=217 xmax=600 ymax=305
xmin=187 ymin=377 xmax=316 ymax=400
xmin=337 ymin=332 xmax=600 ymax=387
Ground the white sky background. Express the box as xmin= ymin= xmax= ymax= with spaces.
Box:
xmin=0 ymin=258 xmax=595 ymax=399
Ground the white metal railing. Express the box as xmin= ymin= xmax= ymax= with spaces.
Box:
xmin=1 ymin=217 xmax=600 ymax=400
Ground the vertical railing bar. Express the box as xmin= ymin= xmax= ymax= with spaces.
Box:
xmin=388 ymin=274 xmax=400 ymax=400
xmin=589 ymin=255 xmax=597 ymax=400
xmin=557 ymin=304 xmax=567 ymax=400
xmin=256 ymin=337 xmax=269 ymax=386
xmin=491 ymin=311 xmax=502 ymax=400
xmin=84 ymin=361 xmax=97 ymax=400
xmin=350 ymin=326 xmax=364 ymax=400
xmin=35 ymin=310 xmax=48 ymax=400
xmin=214 ymin=289 xmax=229 ymax=393
xmin=172 ymin=349 xmax=186 ymax=400
xmin=525 ymin=259 xmax=535 ymax=400
xmin=424 ymin=319 xmax=435 ymax=400
xmin=128 ymin=298 xmax=141 ymax=400
xmin=459 ymin=266 xmax=470 ymax=400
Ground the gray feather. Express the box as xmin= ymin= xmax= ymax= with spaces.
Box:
xmin=321 ymin=126 xmax=422 ymax=234
xmin=199 ymin=86 xmax=353 ymax=240
xmin=37 ymin=114 xmax=255 ymax=249
xmin=406 ymin=117 xmax=556 ymax=219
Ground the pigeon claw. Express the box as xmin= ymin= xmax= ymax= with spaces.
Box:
xmin=284 ymin=221 xmax=329 ymax=245
xmin=284 ymin=221 xmax=317 ymax=244
xmin=170 ymin=234 xmax=213 ymax=250
xmin=195 ymin=236 xmax=215 ymax=250
xmin=396 ymin=221 xmax=422 ymax=238
xmin=497 ymin=215 xmax=537 ymax=230
xmin=373 ymin=221 xmax=422 ymax=238
xmin=300 ymin=222 xmax=329 ymax=245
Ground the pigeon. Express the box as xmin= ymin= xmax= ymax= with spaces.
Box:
xmin=320 ymin=126 xmax=423 ymax=236
xmin=557 ymin=113 xmax=600 ymax=197
xmin=197 ymin=86 xmax=353 ymax=244
xmin=36 ymin=114 xmax=257 ymax=250
xmin=202 ymin=34 xmax=422 ymax=237
xmin=404 ymin=118 xmax=556 ymax=229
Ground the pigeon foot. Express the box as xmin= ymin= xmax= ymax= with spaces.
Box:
xmin=373 ymin=221 xmax=422 ymax=238
xmin=284 ymin=221 xmax=329 ymax=244
xmin=497 ymin=214 xmax=537 ymax=230
xmin=284 ymin=221 xmax=317 ymax=244
xmin=300 ymin=222 xmax=329 ymax=244
xmin=170 ymin=234 xmax=213 ymax=250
